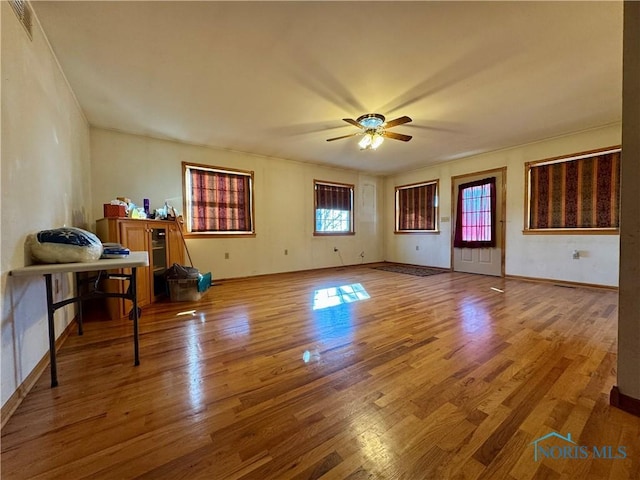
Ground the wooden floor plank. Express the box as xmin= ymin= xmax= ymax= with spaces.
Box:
xmin=2 ymin=267 xmax=639 ymax=479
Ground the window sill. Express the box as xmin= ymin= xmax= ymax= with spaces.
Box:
xmin=522 ymin=228 xmax=619 ymax=235
xmin=394 ymin=230 xmax=440 ymax=235
xmin=183 ymin=232 xmax=256 ymax=239
xmin=313 ymin=232 xmax=355 ymax=236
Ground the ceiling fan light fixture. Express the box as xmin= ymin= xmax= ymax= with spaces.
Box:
xmin=328 ymin=113 xmax=412 ymax=148
xmin=358 ymin=133 xmax=373 ymax=149
xmin=371 ymin=133 xmax=384 ymax=149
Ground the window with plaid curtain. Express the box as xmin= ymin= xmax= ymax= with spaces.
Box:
xmin=395 ymin=181 xmax=438 ymax=232
xmin=185 ymin=164 xmax=254 ymax=234
xmin=314 ymin=181 xmax=354 ymax=234
xmin=528 ymin=149 xmax=620 ymax=230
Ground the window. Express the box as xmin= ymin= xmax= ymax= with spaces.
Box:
xmin=454 ymin=177 xmax=496 ymax=248
xmin=395 ymin=180 xmax=438 ymax=233
xmin=525 ymin=147 xmax=620 ymax=233
xmin=314 ymin=181 xmax=354 ymax=235
xmin=183 ymin=162 xmax=254 ymax=235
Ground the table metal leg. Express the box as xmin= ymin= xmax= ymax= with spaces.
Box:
xmin=131 ymin=267 xmax=140 ymax=366
xmin=44 ymin=274 xmax=58 ymax=387
xmin=75 ymin=272 xmax=84 ymax=336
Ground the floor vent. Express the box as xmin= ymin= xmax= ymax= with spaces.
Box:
xmin=9 ymin=0 xmax=33 ymax=40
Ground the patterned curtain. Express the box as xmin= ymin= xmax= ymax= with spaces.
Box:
xmin=529 ymin=151 xmax=620 ymax=229
xmin=190 ymin=169 xmax=251 ymax=232
xmin=398 ymin=183 xmax=436 ymax=230
xmin=454 ymin=177 xmax=497 ymax=248
xmin=316 ymin=183 xmax=352 ymax=210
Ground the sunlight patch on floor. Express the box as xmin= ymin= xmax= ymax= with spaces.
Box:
xmin=312 ymin=283 xmax=370 ymax=310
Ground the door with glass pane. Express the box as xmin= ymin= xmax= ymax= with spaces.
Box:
xmin=452 ymin=168 xmax=505 ymax=276
xmin=151 ymin=228 xmax=168 ymax=299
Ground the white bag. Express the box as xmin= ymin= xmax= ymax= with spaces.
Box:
xmin=27 ymin=227 xmax=103 ymax=264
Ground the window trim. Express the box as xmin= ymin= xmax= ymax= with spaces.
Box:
xmin=523 ymin=146 xmax=621 ymax=235
xmin=313 ymin=180 xmax=355 ymax=236
xmin=394 ymin=179 xmax=440 ymax=234
xmin=182 ymin=162 xmax=256 ymax=238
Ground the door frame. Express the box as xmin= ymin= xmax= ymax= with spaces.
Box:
xmin=450 ymin=166 xmax=507 ymax=277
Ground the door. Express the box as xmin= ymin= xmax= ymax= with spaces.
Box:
xmin=150 ymin=227 xmax=168 ymax=300
xmin=167 ymin=222 xmax=185 ymax=267
xmin=452 ymin=168 xmax=505 ymax=276
xmin=119 ymin=221 xmax=151 ymax=310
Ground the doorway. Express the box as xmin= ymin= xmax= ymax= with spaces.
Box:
xmin=451 ymin=167 xmax=506 ymax=276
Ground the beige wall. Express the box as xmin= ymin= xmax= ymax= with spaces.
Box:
xmin=384 ymin=124 xmax=621 ymax=286
xmin=89 ymin=128 xmax=384 ymax=279
xmin=90 ymin=123 xmax=622 ymax=286
xmin=1 ymin=3 xmax=91 ymax=406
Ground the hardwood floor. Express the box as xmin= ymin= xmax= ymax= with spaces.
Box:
xmin=1 ymin=266 xmax=639 ymax=479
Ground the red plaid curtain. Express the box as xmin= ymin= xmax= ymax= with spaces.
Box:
xmin=398 ymin=183 xmax=436 ymax=230
xmin=190 ymin=169 xmax=251 ymax=232
xmin=315 ymin=183 xmax=352 ymax=210
xmin=529 ymin=151 xmax=620 ymax=229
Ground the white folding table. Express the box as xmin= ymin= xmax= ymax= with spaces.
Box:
xmin=10 ymin=252 xmax=149 ymax=387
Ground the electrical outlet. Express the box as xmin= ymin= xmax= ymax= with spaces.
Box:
xmin=572 ymin=250 xmax=580 ymax=260
xmin=224 ymin=252 xmax=229 ymax=259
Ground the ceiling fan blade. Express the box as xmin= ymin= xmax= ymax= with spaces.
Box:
xmin=384 ymin=116 xmax=412 ymax=128
xmin=383 ymin=131 xmax=412 ymax=142
xmin=343 ymin=118 xmax=364 ymax=129
xmin=326 ymin=133 xmax=359 ymax=142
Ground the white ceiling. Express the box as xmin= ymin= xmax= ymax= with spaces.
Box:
xmin=32 ymin=1 xmax=623 ymax=175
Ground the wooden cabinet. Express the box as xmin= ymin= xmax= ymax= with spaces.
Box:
xmin=96 ymin=218 xmax=185 ymax=319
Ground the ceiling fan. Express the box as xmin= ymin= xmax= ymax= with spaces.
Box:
xmin=326 ymin=113 xmax=412 ymax=150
